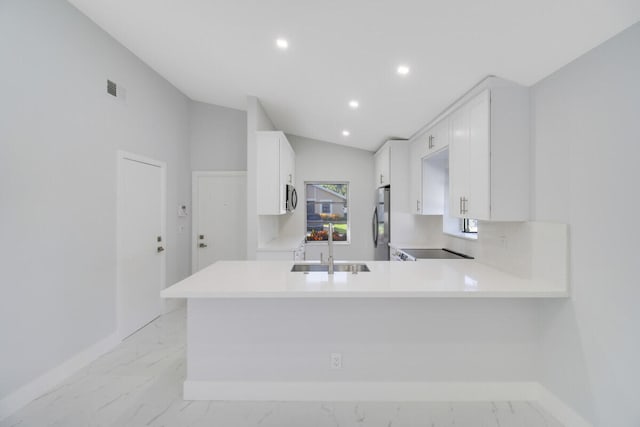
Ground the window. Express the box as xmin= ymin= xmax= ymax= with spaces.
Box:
xmin=305 ymin=182 xmax=349 ymax=243
xmin=462 ymin=218 xmax=478 ymax=233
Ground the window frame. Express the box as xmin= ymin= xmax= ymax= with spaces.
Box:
xmin=461 ymin=218 xmax=478 ymax=234
xmin=304 ymin=181 xmax=350 ymax=245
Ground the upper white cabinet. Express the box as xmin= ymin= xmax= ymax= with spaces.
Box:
xmin=256 ymin=131 xmax=295 ymax=215
xmin=448 ymin=85 xmax=530 ymax=221
xmin=409 ymin=118 xmax=449 ymax=214
xmin=374 ymin=144 xmax=390 ymax=187
xmin=425 ymin=118 xmax=450 ymax=154
xmin=409 ymin=135 xmax=427 ymax=213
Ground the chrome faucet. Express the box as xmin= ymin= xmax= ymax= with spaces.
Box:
xmin=327 ymin=223 xmax=334 ymax=274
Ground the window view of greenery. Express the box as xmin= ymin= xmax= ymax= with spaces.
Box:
xmin=306 ymin=183 xmax=349 ymax=242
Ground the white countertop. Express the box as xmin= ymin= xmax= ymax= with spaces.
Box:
xmin=161 ymin=260 xmax=568 ymax=299
xmin=257 ymin=235 xmax=305 ymax=251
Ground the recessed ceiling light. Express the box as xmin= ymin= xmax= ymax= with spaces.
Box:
xmin=342 ymin=130 xmax=350 ymax=137
xmin=348 ymin=100 xmax=359 ymax=109
xmin=396 ymin=65 xmax=410 ymax=75
xmin=275 ymin=38 xmax=289 ymax=50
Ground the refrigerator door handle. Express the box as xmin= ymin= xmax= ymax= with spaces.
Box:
xmin=372 ymin=207 xmax=379 ymax=248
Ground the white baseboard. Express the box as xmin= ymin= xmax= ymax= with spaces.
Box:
xmin=536 ymin=384 xmax=592 ymax=427
xmin=184 ymin=381 xmax=540 ymax=402
xmin=0 ymin=332 xmax=120 ymax=422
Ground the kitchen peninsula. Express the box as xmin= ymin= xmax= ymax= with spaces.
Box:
xmin=162 ymin=248 xmax=568 ymax=402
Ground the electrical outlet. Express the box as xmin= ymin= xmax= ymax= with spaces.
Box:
xmin=331 ymin=353 xmax=342 ymax=369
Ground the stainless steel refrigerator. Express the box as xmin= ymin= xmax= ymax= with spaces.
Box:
xmin=372 ymin=186 xmax=390 ymax=260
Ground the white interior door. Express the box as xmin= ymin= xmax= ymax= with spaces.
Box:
xmin=118 ymin=153 xmax=165 ymax=339
xmin=193 ymin=172 xmax=246 ymax=272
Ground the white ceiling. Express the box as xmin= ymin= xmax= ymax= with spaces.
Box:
xmin=68 ymin=0 xmax=640 ymax=151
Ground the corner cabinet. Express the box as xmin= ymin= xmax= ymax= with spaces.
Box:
xmin=374 ymin=144 xmax=391 ymax=187
xmin=448 ymin=86 xmax=530 ymax=221
xmin=256 ymin=131 xmax=295 ymax=215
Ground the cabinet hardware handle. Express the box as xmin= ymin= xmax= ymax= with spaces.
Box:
xmin=459 ymin=197 xmax=463 ymax=215
xmin=380 ymin=174 xmax=383 ymax=184
xmin=157 ymin=246 xmax=165 ymax=253
xmin=288 ymin=174 xmax=292 ymax=183
xmin=199 ymin=243 xmax=207 ymax=248
xmin=417 ymin=200 xmax=420 ymax=212
xmin=429 ymin=135 xmax=434 ymax=149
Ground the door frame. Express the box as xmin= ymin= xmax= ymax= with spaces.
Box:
xmin=116 ymin=150 xmax=167 ymax=340
xmin=191 ymin=170 xmax=247 ymax=273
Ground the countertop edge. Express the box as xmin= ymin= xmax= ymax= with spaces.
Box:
xmin=161 ymin=290 xmax=569 ymax=299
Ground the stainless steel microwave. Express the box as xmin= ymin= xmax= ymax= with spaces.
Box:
xmin=286 ymin=184 xmax=297 ymax=212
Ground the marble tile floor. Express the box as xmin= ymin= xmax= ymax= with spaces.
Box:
xmin=1 ymin=308 xmax=563 ymax=427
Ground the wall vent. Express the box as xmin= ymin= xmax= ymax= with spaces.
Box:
xmin=107 ymin=80 xmax=117 ymax=97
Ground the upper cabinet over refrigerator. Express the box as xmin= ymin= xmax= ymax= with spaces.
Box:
xmin=374 ymin=144 xmax=391 ymax=187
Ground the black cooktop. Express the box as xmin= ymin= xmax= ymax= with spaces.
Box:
xmin=401 ymin=248 xmax=473 ymax=259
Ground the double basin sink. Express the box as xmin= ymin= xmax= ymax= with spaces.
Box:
xmin=291 ymin=263 xmax=370 ymax=273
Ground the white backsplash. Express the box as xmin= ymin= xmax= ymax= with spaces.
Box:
xmin=442 ymin=221 xmax=568 ymax=288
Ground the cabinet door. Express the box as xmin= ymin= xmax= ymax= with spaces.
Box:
xmin=467 ymin=90 xmax=491 ymax=220
xmin=288 ymin=143 xmax=295 ymax=185
xmin=374 ymin=145 xmax=390 ymax=187
xmin=409 ymin=136 xmax=426 ymax=214
xmin=449 ymin=105 xmax=470 ymax=219
xmin=277 ymin=135 xmax=296 ymax=212
xmin=278 ymin=137 xmax=288 ymax=213
xmin=257 ymin=134 xmax=283 ymax=215
xmin=427 ymin=118 xmax=449 ymax=153
xmin=281 ymin=138 xmax=295 ymax=186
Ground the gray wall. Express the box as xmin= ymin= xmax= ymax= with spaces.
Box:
xmin=189 ymin=101 xmax=247 ymax=171
xmin=0 ymin=0 xmax=191 ymax=401
xmin=281 ymin=135 xmax=376 ymax=261
xmin=246 ymin=96 xmax=277 ymax=259
xmin=531 ymin=23 xmax=640 ymax=425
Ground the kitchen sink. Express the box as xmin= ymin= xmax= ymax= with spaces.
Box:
xmin=291 ymin=263 xmax=370 ymax=273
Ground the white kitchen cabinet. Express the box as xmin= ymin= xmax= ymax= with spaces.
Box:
xmin=409 ymin=118 xmax=449 ymax=215
xmin=448 ymin=85 xmax=530 ymax=221
xmin=374 ymin=144 xmax=390 ymax=187
xmin=256 ymin=131 xmax=295 ymax=215
xmin=425 ymin=118 xmax=450 ymax=154
xmin=409 ymin=135 xmax=427 ymax=213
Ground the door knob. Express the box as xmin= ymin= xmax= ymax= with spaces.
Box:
xmin=199 ymin=243 xmax=208 ymax=248
xmin=157 ymin=246 xmax=165 ymax=253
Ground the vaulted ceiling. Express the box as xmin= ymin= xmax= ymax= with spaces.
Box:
xmin=68 ymin=0 xmax=640 ymax=151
